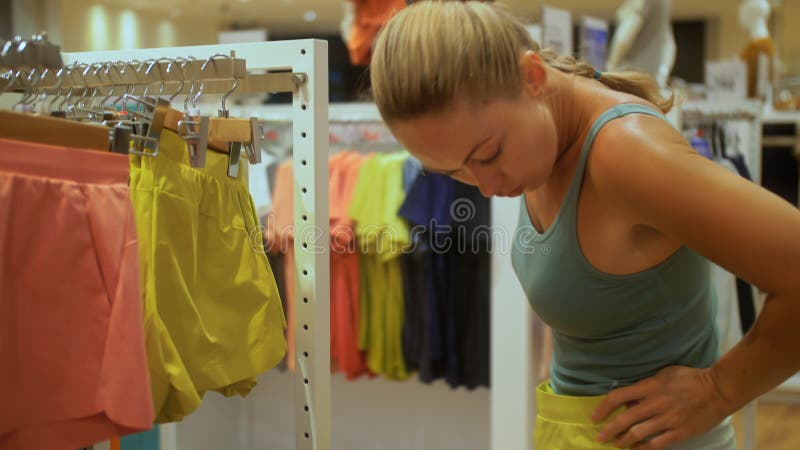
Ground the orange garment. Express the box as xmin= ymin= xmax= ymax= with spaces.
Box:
xmin=266 ymin=154 xmax=370 ymax=378
xmin=330 ymin=152 xmax=370 ymax=379
xmin=347 ymin=0 xmax=407 ymax=66
xmin=265 ymin=161 xmax=296 ymax=370
xmin=740 ymin=37 xmax=775 ymax=98
xmin=0 ymin=139 xmax=153 ymax=450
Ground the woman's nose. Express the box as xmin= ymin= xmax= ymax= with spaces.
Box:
xmin=467 ymin=164 xmax=502 ymax=197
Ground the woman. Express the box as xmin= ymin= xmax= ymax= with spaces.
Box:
xmin=369 ymin=2 xmax=800 ymax=449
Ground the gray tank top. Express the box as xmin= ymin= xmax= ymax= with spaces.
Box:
xmin=511 ymin=103 xmax=719 ymax=396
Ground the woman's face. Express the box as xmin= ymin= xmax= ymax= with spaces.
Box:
xmin=391 ymin=94 xmax=559 ymax=198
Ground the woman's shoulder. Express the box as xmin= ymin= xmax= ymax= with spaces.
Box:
xmin=588 ymin=96 xmax=687 ymax=166
xmin=583 ymin=97 xmax=696 ymax=222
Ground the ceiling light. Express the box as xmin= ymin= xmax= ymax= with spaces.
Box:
xmin=304 ymin=10 xmax=317 ymax=22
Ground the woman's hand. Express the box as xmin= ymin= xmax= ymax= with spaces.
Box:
xmin=592 ymin=366 xmax=732 ymax=449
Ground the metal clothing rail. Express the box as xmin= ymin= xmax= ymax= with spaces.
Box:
xmin=3 ymin=56 xmax=302 ymax=98
xmin=61 ymin=40 xmax=330 ymax=450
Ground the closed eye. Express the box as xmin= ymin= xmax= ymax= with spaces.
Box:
xmin=477 ymin=144 xmax=503 ymax=165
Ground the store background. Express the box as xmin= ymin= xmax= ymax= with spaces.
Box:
xmin=5 ymin=0 xmax=800 ymax=97
xmin=2 ymin=1 xmax=799 ymax=450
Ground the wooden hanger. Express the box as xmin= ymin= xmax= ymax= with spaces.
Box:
xmin=162 ymin=107 xmax=252 ymax=153
xmin=0 ymin=110 xmax=111 ymax=151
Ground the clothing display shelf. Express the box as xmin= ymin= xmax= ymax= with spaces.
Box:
xmin=680 ymin=99 xmax=764 ymax=450
xmin=62 ymin=40 xmax=331 ymax=450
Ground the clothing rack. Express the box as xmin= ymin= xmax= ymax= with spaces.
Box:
xmin=680 ymin=100 xmax=764 ymax=184
xmin=229 ymin=101 xmax=535 ymax=450
xmin=53 ymin=40 xmax=331 ymax=450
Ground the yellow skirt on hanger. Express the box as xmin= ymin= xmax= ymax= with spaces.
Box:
xmin=130 ymin=130 xmax=287 ymax=423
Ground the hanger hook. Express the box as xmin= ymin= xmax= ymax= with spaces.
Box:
xmin=138 ymin=59 xmax=153 ymax=101
xmin=220 ymin=78 xmax=239 ymax=117
xmin=167 ymin=57 xmax=186 ymax=103
xmin=192 ymin=80 xmax=205 ymax=109
xmin=120 ymin=60 xmax=141 ymax=112
xmin=145 ymin=58 xmax=164 ymax=97
xmin=184 ymin=79 xmax=196 ymax=112
xmin=0 ymin=69 xmax=15 ymax=96
xmin=85 ymin=63 xmax=105 ymax=108
xmin=114 ymin=61 xmax=132 ymax=109
xmin=153 ymin=57 xmax=171 ymax=98
xmin=13 ymin=68 xmax=36 ymax=109
xmin=21 ymin=68 xmax=39 ymax=107
xmin=71 ymin=63 xmax=92 ymax=110
xmin=0 ymin=69 xmax=16 ymax=96
xmin=200 ymin=53 xmax=230 ymax=74
xmin=78 ymin=64 xmax=95 ymax=108
xmin=58 ymin=65 xmax=77 ymax=111
xmin=29 ymin=67 xmax=50 ymax=110
xmin=99 ymin=62 xmax=120 ymax=108
xmin=182 ymin=57 xmax=197 ymax=111
xmin=48 ymin=66 xmax=71 ymax=111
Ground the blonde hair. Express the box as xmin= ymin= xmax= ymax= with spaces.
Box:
xmin=370 ymin=1 xmax=673 ymax=123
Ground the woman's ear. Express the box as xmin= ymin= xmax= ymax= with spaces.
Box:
xmin=520 ymin=50 xmax=547 ymax=96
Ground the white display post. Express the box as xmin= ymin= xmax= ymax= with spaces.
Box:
xmin=490 ymin=198 xmax=535 ymax=450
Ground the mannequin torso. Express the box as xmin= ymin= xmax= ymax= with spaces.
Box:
xmin=606 ymin=0 xmax=675 ymax=86
xmin=738 ymin=0 xmax=774 ymax=98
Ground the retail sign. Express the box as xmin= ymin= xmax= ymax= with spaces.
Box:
xmin=705 ymin=59 xmax=747 ymax=100
xmin=542 ymin=6 xmax=573 ymax=56
xmin=581 ymin=16 xmax=609 ymax=71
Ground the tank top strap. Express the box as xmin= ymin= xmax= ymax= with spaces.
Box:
xmin=563 ymin=103 xmax=667 ymax=207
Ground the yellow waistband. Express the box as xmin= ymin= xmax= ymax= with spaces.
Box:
xmin=133 ymin=128 xmax=250 ymax=186
xmin=536 ymin=381 xmax=613 ymax=424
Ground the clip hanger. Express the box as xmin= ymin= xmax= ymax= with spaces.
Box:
xmin=248 ymin=117 xmax=264 ymax=164
xmin=178 ymin=115 xmax=209 ymax=168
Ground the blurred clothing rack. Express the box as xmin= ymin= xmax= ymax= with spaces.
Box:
xmin=680 ymin=100 xmax=763 ymax=185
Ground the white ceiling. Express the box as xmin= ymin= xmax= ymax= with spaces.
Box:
xmin=108 ymin=0 xmax=773 ymax=35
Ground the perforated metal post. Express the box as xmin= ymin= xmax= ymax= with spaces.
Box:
xmin=63 ymin=39 xmax=331 ymax=450
xmin=290 ymin=40 xmax=331 ymax=450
